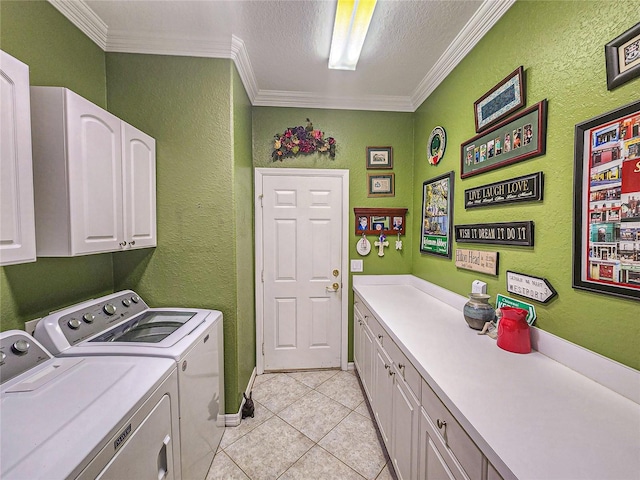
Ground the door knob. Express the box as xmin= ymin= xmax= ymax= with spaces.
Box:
xmin=326 ymin=282 xmax=340 ymax=292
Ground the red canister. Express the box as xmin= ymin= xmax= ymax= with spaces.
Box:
xmin=497 ymin=307 xmax=531 ymax=354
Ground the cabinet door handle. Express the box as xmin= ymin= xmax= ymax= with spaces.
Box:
xmin=437 ymin=419 xmax=447 ymax=430
xmin=378 ymin=334 xmax=383 ymax=340
xmin=388 ymin=369 xmax=395 ymax=377
xmin=384 ymin=363 xmax=390 ymax=370
xmin=119 ymin=241 xmax=127 ymax=247
xmin=129 ymin=240 xmax=136 ymax=246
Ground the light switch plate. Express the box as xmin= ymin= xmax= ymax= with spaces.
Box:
xmin=350 ymin=259 xmax=363 ymax=272
xmin=25 ymin=318 xmax=40 ymax=336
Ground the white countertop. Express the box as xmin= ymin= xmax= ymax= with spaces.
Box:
xmin=353 ymin=275 xmax=640 ymax=480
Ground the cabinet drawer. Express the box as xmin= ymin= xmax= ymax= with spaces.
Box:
xmin=386 ymin=338 xmax=421 ymax=401
xmin=421 ymin=379 xmax=483 ymax=480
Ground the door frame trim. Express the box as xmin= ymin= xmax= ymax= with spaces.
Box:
xmin=254 ymin=168 xmax=350 ymax=374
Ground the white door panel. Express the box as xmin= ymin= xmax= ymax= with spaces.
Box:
xmin=257 ymin=169 xmax=348 ymax=372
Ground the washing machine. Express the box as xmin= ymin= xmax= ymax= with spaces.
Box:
xmin=0 ymin=330 xmax=181 ymax=480
xmin=34 ymin=290 xmax=225 ymax=480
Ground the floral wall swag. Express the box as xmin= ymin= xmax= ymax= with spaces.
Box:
xmin=272 ymin=119 xmax=336 ymax=160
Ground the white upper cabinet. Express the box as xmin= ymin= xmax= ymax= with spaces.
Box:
xmin=0 ymin=50 xmax=36 ymax=266
xmin=122 ymin=122 xmax=156 ymax=250
xmin=30 ymin=87 xmax=156 ymax=256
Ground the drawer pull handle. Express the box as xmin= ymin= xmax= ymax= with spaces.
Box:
xmin=398 ymin=363 xmax=405 ymax=370
xmin=437 ymin=419 xmax=447 ymax=430
xmin=384 ymin=364 xmax=390 ymax=370
xmin=388 ymin=369 xmax=395 ymax=377
xmin=378 ymin=334 xmax=383 ymax=340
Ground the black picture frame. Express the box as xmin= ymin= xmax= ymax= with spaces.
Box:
xmin=605 ymin=22 xmax=640 ymax=90
xmin=420 ymin=171 xmax=454 ymax=258
xmin=572 ymin=99 xmax=640 ymax=301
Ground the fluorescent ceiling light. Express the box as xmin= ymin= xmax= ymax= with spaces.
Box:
xmin=328 ymin=0 xmax=378 ymax=71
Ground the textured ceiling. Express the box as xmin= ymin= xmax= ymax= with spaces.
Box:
xmin=50 ymin=0 xmax=516 ymax=111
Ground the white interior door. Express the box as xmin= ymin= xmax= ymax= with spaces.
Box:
xmin=256 ymin=168 xmax=348 ymax=372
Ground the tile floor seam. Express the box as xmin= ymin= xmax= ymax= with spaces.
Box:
xmin=314 ymin=442 xmax=369 ymax=479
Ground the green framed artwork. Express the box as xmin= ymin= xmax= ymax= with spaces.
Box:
xmin=461 ymin=100 xmax=548 ymax=179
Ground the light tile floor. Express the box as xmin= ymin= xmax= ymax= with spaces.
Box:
xmin=206 ymin=369 xmax=396 ymax=480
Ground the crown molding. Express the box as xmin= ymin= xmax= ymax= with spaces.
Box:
xmin=105 ymin=31 xmax=231 ymax=59
xmin=48 ymin=0 xmax=108 ymax=49
xmin=253 ymin=90 xmax=414 ymax=112
xmin=410 ymin=0 xmax=516 ymax=110
xmin=231 ymin=35 xmax=259 ymax=104
xmin=48 ymin=0 xmax=514 ymax=112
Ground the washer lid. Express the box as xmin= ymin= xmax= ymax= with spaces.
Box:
xmin=0 ymin=355 xmax=175 ymax=480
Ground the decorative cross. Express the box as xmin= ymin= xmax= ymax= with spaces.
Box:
xmin=395 ymin=233 xmax=403 ymax=251
xmin=375 ymin=234 xmax=389 ymax=257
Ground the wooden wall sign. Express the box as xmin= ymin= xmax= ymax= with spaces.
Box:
xmin=455 ymin=221 xmax=534 ymax=246
xmin=455 ymin=249 xmax=499 ymax=275
xmin=464 ymin=172 xmax=544 ymax=209
xmin=506 ymin=270 xmax=557 ymax=303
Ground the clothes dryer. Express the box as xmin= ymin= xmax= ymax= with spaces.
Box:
xmin=34 ymin=290 xmax=225 ymax=480
xmin=0 ymin=330 xmax=181 ymax=480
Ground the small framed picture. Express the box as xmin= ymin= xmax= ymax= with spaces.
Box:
xmin=421 ymin=171 xmax=454 ymax=258
xmin=366 ymin=146 xmax=393 ymax=169
xmin=474 ymin=66 xmax=525 ymax=132
xmin=605 ymin=22 xmax=640 ymax=90
xmin=367 ymin=173 xmax=395 ymax=197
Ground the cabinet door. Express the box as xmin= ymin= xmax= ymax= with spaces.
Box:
xmin=391 ymin=373 xmax=420 ymax=480
xmin=361 ymin=321 xmax=374 ymax=403
xmin=373 ymin=341 xmax=393 ymax=447
xmin=419 ymin=409 xmax=459 ymax=480
xmin=0 ymin=50 xmax=36 ymax=266
xmin=353 ymin=308 xmax=363 ymax=373
xmin=65 ymin=89 xmax=123 ymax=255
xmin=122 ymin=122 xmax=156 ymax=249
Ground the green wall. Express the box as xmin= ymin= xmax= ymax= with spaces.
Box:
xmin=412 ymin=0 xmax=640 ymax=369
xmin=107 ymin=54 xmax=254 ymax=412
xmin=232 ymin=67 xmax=257 ymax=394
xmin=0 ymin=1 xmax=113 ymax=331
xmin=252 ymin=108 xmax=414 ymax=358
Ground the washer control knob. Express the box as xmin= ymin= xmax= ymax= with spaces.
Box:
xmin=68 ymin=318 xmax=82 ymax=330
xmin=103 ymin=304 xmax=117 ymax=316
xmin=122 ymin=298 xmax=131 ymax=307
xmin=130 ymin=295 xmax=140 ymax=304
xmin=12 ymin=339 xmax=30 ymax=355
xmin=82 ymin=313 xmax=95 ymax=323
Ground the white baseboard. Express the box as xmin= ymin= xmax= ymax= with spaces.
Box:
xmin=347 ymin=362 xmax=355 ymax=371
xmin=224 ymin=367 xmax=257 ymax=427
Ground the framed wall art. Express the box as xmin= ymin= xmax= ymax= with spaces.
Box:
xmin=367 ymin=173 xmax=395 ymax=197
xmin=474 ymin=66 xmax=525 ymax=133
xmin=420 ymin=171 xmax=454 ymax=258
xmin=605 ymin=22 xmax=640 ymax=90
xmin=366 ymin=146 xmax=393 ymax=169
xmin=461 ymin=100 xmax=547 ymax=179
xmin=427 ymin=126 xmax=446 ymax=165
xmin=573 ymin=99 xmax=640 ymax=301
xmin=354 ymin=207 xmax=407 ymax=236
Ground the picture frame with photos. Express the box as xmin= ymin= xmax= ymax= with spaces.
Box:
xmin=461 ymin=100 xmax=547 ymax=179
xmin=366 ymin=146 xmax=393 ymax=169
xmin=474 ymin=66 xmax=525 ymax=133
xmin=605 ymin=22 xmax=640 ymax=90
xmin=572 ymin=99 xmax=640 ymax=301
xmin=367 ymin=173 xmax=395 ymax=197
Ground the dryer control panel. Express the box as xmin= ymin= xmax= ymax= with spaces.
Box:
xmin=57 ymin=292 xmax=149 ymax=346
xmin=0 ymin=331 xmax=51 ymax=385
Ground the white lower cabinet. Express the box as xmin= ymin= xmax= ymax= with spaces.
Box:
xmin=354 ymin=293 xmax=491 ymax=480
xmin=390 ymin=367 xmax=420 ymax=480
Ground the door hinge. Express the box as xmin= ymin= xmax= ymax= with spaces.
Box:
xmin=258 ymin=194 xmax=263 ymax=207
xmin=261 ymin=270 xmax=264 ymax=283
xmin=262 ymin=343 xmax=265 ymax=355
